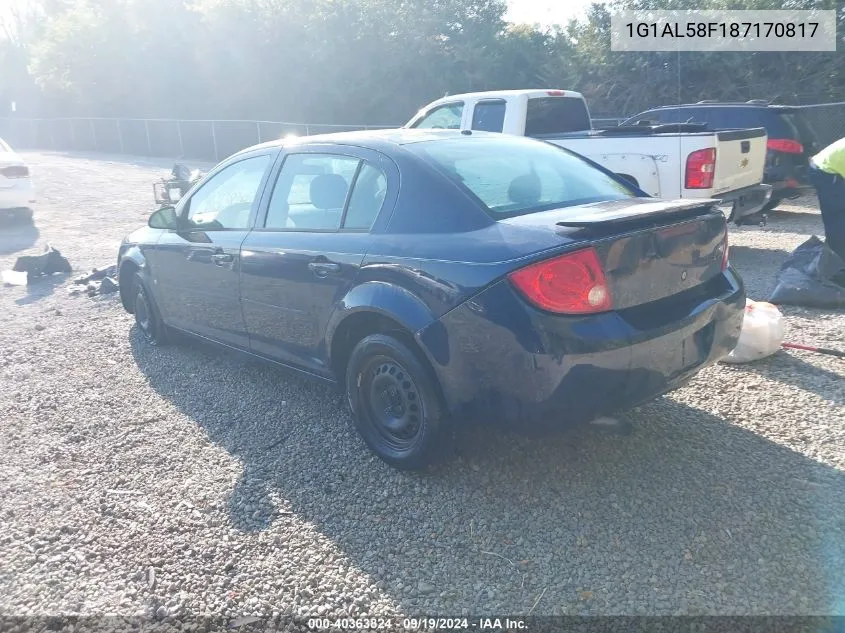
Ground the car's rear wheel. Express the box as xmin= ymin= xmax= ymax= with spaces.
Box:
xmin=133 ymin=273 xmax=167 ymax=345
xmin=345 ymin=334 xmax=448 ymax=470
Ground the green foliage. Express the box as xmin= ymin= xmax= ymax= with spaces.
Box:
xmin=1 ymin=0 xmax=842 ymax=122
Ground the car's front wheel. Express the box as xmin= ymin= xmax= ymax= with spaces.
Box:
xmin=345 ymin=334 xmax=449 ymax=470
xmin=133 ymin=273 xmax=167 ymax=345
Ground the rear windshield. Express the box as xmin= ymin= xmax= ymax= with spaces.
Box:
xmin=525 ymin=97 xmax=591 ymax=136
xmin=776 ymin=110 xmax=820 ymax=148
xmin=409 ymin=136 xmax=637 ymax=219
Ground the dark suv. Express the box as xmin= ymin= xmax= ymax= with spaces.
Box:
xmin=623 ymin=101 xmax=821 ymax=210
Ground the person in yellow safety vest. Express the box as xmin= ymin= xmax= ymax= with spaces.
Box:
xmin=809 ymin=137 xmax=845 ymax=259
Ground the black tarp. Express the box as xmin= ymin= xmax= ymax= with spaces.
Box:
xmin=769 ymin=236 xmax=845 ymax=309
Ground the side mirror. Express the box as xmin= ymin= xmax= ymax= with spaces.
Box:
xmin=148 ymin=206 xmax=180 ymax=230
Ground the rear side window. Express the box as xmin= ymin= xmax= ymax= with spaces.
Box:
xmin=410 ymin=137 xmax=636 ymax=219
xmin=776 ymin=111 xmax=819 ymax=147
xmin=344 ymin=163 xmax=387 ymax=230
xmin=525 ymin=97 xmax=591 ymax=136
xmin=264 ymin=154 xmax=386 ymax=231
xmin=471 ymin=100 xmax=506 ymax=132
xmin=703 ymin=107 xmax=765 ymax=131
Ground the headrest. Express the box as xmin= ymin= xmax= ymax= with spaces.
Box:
xmin=508 ymin=172 xmax=542 ymax=206
xmin=310 ymin=174 xmax=349 ymax=210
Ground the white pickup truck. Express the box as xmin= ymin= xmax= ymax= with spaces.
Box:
xmin=404 ymin=89 xmax=773 ymax=224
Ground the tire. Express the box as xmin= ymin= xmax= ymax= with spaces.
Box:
xmin=345 ymin=334 xmax=449 ymax=470
xmin=133 ymin=273 xmax=167 ymax=345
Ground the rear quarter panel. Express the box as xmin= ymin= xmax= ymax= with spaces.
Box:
xmin=552 ymin=133 xmax=718 ymax=199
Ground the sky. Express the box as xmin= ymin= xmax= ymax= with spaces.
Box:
xmin=506 ymin=0 xmax=605 ymax=27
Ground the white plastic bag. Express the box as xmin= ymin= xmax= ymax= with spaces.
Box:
xmin=722 ymin=299 xmax=784 ymax=364
xmin=2 ymin=270 xmax=28 ymax=286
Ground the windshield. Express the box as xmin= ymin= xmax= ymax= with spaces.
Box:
xmin=410 ymin=136 xmax=637 ymax=219
xmin=777 ymin=111 xmax=820 ymax=151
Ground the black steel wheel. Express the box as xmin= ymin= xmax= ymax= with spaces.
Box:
xmin=345 ymin=334 xmax=449 ymax=470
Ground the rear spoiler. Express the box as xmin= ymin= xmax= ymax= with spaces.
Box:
xmin=554 ymin=199 xmax=720 ymax=228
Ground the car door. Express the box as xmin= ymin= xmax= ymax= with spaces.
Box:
xmin=150 ymin=150 xmax=276 ymax=347
xmin=239 ymin=146 xmax=397 ymax=375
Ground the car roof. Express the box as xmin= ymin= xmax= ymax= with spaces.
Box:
xmin=234 ymin=128 xmax=509 ymax=157
xmin=422 ymin=89 xmax=585 ymax=101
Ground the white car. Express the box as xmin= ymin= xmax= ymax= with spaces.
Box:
xmin=0 ymin=137 xmax=36 ymax=221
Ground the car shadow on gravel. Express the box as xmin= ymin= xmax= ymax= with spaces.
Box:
xmin=727 ymin=351 xmax=845 ymax=407
xmin=130 ymin=330 xmax=845 ymax=615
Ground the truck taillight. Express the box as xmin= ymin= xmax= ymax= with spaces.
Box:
xmin=767 ymin=138 xmax=804 ymax=154
xmin=685 ymin=148 xmax=716 ymax=189
xmin=508 ymin=247 xmax=613 ymax=314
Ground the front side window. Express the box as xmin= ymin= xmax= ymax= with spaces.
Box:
xmin=185 ymin=155 xmax=271 ymax=229
xmin=410 ymin=103 xmax=464 ymax=129
xmin=410 ymin=136 xmax=636 ymax=219
xmin=264 ymin=154 xmax=387 ymax=231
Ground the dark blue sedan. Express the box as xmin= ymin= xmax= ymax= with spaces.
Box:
xmin=118 ymin=130 xmax=745 ymax=469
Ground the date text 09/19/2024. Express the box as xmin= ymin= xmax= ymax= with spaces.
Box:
xmin=625 ymin=21 xmax=820 ymax=39
xmin=307 ymin=617 xmax=528 ymax=630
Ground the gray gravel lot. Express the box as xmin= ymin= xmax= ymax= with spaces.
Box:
xmin=0 ymin=152 xmax=843 ymax=620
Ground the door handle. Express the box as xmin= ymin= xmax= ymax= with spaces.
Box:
xmin=308 ymin=261 xmax=341 ymax=277
xmin=211 ymin=252 xmax=234 ymax=266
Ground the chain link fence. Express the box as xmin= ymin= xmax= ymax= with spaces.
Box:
xmin=0 ymin=117 xmax=395 ymax=162
xmin=0 ymin=106 xmax=840 ymax=161
xmin=796 ymin=103 xmax=845 ymax=148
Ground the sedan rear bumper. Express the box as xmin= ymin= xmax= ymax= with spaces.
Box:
xmin=418 ymin=269 xmax=745 ymax=428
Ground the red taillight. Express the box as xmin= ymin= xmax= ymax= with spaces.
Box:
xmin=721 ymin=225 xmax=730 ymax=271
xmin=685 ymin=148 xmax=716 ymax=189
xmin=546 ymin=90 xmax=566 ymax=96
xmin=767 ymin=138 xmax=804 ymax=154
xmin=0 ymin=165 xmax=29 ymax=179
xmin=508 ymin=247 xmax=613 ymax=314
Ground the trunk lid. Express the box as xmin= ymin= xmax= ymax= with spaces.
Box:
xmin=711 ymin=128 xmax=767 ymax=195
xmin=501 ymin=198 xmax=728 ymax=310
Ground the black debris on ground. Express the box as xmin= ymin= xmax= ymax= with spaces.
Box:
xmin=770 ymin=235 xmax=845 ymax=309
xmin=10 ymin=244 xmax=72 ymax=283
xmin=71 ymin=264 xmax=120 ymax=297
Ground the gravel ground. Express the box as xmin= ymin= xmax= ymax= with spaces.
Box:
xmin=0 ymin=152 xmax=843 ymax=622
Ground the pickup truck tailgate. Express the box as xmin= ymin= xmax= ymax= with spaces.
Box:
xmin=712 ymin=128 xmax=767 ymax=195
